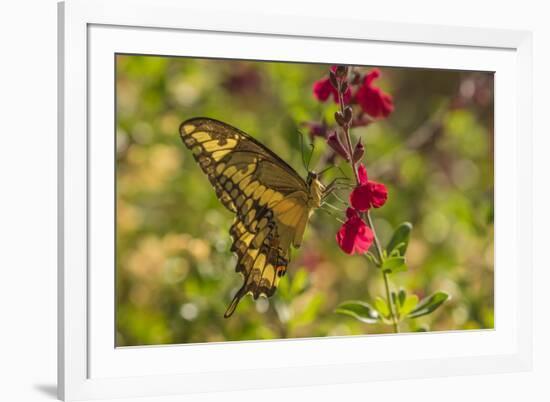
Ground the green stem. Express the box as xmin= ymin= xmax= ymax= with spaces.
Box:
xmin=366 ymin=211 xmax=399 ymax=333
xmin=365 ymin=211 xmax=384 ymax=263
xmin=382 ymin=270 xmax=399 ymax=333
xmin=337 ymin=76 xmax=399 ymax=333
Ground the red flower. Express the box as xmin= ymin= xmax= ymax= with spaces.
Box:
xmin=313 ymin=66 xmax=352 ymax=104
xmin=336 ymin=208 xmax=374 ymax=255
xmin=349 ymin=164 xmax=388 ymax=211
xmin=354 ymin=69 xmax=394 ymax=118
xmin=313 ymin=77 xmax=335 ymax=102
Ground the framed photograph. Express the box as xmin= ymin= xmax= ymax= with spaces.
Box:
xmin=58 ymin=0 xmax=533 ymax=400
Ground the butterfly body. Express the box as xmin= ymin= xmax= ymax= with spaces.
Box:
xmin=179 ymin=117 xmax=324 ymax=317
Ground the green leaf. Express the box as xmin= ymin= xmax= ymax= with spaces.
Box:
xmin=407 ymin=291 xmax=450 ymax=319
xmin=391 ymin=291 xmax=398 ymax=307
xmin=289 ymin=268 xmax=310 ymax=296
xmin=381 ymin=256 xmax=407 ymax=273
xmin=335 ymin=300 xmax=380 ymax=324
xmin=365 ymin=251 xmax=379 ymax=266
xmin=386 ymin=222 xmax=413 ymax=256
xmin=400 ymin=294 xmax=419 ymax=316
xmin=374 ymin=296 xmax=390 ymax=318
xmin=398 ymin=288 xmax=407 ymax=307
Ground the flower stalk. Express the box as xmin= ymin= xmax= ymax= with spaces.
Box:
xmin=335 ymin=72 xmax=400 ymax=333
xmin=311 ymin=64 xmax=449 ymax=333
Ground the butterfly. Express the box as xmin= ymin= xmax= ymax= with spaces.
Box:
xmin=180 ymin=117 xmax=335 ymax=318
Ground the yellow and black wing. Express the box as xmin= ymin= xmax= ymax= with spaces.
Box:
xmin=179 ymin=117 xmax=312 ymax=317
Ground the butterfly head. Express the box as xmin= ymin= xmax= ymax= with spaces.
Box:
xmin=306 ymin=171 xmax=324 ymax=208
xmin=306 ymin=171 xmax=319 ymax=186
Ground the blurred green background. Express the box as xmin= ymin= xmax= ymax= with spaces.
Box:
xmin=115 ymin=55 xmax=494 ymax=346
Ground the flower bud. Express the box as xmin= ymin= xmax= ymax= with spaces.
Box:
xmin=351 ymin=71 xmax=361 ymax=85
xmin=343 ymin=105 xmax=353 ymax=124
xmin=334 ymin=111 xmax=346 ymax=127
xmin=301 ymin=120 xmax=328 ymax=138
xmin=335 ymin=65 xmax=349 ymax=79
xmin=327 ymin=131 xmax=350 ymax=161
xmin=352 ymin=137 xmax=365 ymax=163
xmin=329 ymin=70 xmax=338 ymax=89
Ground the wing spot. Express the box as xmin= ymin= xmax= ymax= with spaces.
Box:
xmin=238 ymin=231 xmax=254 ymax=247
xmin=198 ymin=156 xmax=211 ymax=167
xmin=242 ymin=198 xmax=253 ymax=214
xmin=252 ymin=226 xmax=270 ymax=248
xmin=267 ymin=192 xmax=283 ymax=208
xmin=191 ymin=131 xmax=211 ymax=142
xmin=238 ymin=176 xmax=252 ymax=190
xmin=192 ymin=145 xmax=202 ymax=156
xmin=215 ymin=163 xmax=226 ymax=175
xmin=244 ymin=181 xmax=260 ymax=197
xmin=259 ymin=189 xmax=274 ymax=206
xmin=212 ymin=149 xmax=231 ymax=161
xmin=203 ymin=138 xmax=237 ymax=152
xmin=253 ymin=254 xmax=267 ymax=271
xmin=231 ymin=164 xmax=256 ymax=183
xmin=245 ymin=209 xmax=256 ymax=225
xmin=252 ymin=185 xmax=266 ymax=200
xmin=235 ymin=195 xmax=245 ymax=207
xmin=258 ymin=217 xmax=268 ymax=229
xmin=182 ymin=124 xmax=196 ymax=134
xmin=223 ymin=165 xmax=238 ymax=178
xmin=224 ymin=181 xmax=233 ymax=191
xmin=183 ymin=137 xmax=196 ymax=147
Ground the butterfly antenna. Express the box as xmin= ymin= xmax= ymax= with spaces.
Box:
xmin=317 ymin=164 xmax=335 ymax=177
xmin=307 ymin=141 xmax=315 ymax=172
xmin=336 ymin=165 xmax=350 ymax=180
xmin=298 ymin=130 xmax=308 ymax=173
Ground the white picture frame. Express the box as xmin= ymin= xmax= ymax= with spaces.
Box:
xmin=58 ymin=0 xmax=533 ymax=400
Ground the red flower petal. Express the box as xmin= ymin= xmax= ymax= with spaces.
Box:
xmin=313 ymin=77 xmax=334 ymax=102
xmin=355 ymin=69 xmax=394 ymax=118
xmin=365 ymin=68 xmax=380 ymax=85
xmin=349 ymin=185 xmax=371 ymax=212
xmin=368 ymin=181 xmax=388 ymax=208
xmin=336 ymin=208 xmax=374 ymax=255
xmin=350 ymin=164 xmax=388 ymax=211
xmin=313 ymin=68 xmax=352 ymax=104
xmin=357 ymin=163 xmax=368 ymax=185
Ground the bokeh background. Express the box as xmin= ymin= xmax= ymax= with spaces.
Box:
xmin=115 ymin=55 xmax=494 ymax=346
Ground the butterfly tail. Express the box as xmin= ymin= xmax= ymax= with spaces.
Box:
xmin=224 ymin=285 xmax=247 ymax=318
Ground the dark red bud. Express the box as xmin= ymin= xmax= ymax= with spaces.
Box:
xmin=301 ymin=120 xmax=328 ymax=138
xmin=335 ymin=65 xmax=349 ymax=79
xmin=352 ymin=137 xmax=365 ymax=163
xmin=327 ymin=131 xmax=350 ymax=161
xmin=351 ymin=71 xmax=361 ymax=85
xmin=329 ymin=70 xmax=338 ymax=89
xmin=343 ymin=106 xmax=353 ymax=123
xmin=334 ymin=111 xmax=346 ymax=127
